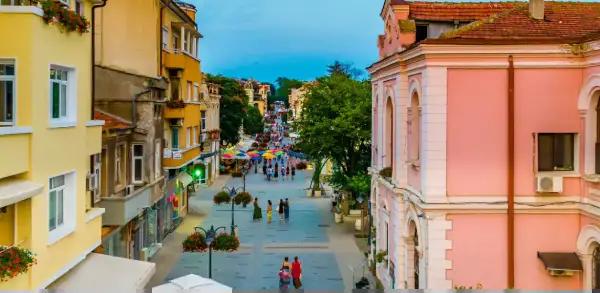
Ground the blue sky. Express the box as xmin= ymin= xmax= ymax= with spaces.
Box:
xmin=190 ymin=0 xmax=383 ymax=83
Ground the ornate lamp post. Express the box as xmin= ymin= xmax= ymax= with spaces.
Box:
xmin=194 ymin=225 xmax=226 ymax=279
xmin=222 ymin=185 xmax=244 ymax=236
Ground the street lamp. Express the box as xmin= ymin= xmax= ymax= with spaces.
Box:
xmin=222 ymin=185 xmax=244 ymax=236
xmin=194 ymin=225 xmax=226 ymax=279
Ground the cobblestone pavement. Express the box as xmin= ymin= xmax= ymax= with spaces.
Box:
xmin=157 ymin=170 xmax=369 ymax=292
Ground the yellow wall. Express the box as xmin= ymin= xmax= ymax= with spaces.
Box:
xmin=0 ymin=205 xmax=14 ymax=246
xmin=95 ymin=0 xmax=160 ymax=77
xmin=0 ymin=1 xmax=102 ymax=290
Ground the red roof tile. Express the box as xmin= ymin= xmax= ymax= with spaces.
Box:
xmin=94 ymin=110 xmax=132 ymax=131
xmin=408 ymin=1 xmax=518 ymax=22
xmin=433 ymin=2 xmax=600 ymax=44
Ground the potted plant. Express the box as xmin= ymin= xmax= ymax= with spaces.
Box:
xmin=0 ymin=246 xmax=36 ymax=282
xmin=213 ymin=233 xmax=240 ymax=251
xmin=182 ymin=232 xmax=208 ymax=252
xmin=40 ymin=0 xmax=90 ymax=33
xmin=234 ymin=192 xmax=253 ymax=207
xmin=213 ymin=191 xmax=231 ymax=205
xmin=375 ymin=250 xmax=388 ymax=265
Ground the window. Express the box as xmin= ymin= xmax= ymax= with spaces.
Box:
xmin=58 ymin=0 xmax=69 ymax=6
xmin=0 ymin=61 xmax=15 ymax=126
xmin=49 ymin=175 xmax=65 ymax=231
xmin=192 ymin=126 xmax=197 ymax=146
xmin=50 ymin=66 xmax=73 ymax=121
xmin=161 ymin=26 xmax=169 ymax=49
xmin=416 ymin=25 xmax=428 ymax=42
xmin=171 ymin=127 xmax=179 ymax=149
xmin=115 ymin=143 xmax=126 ymax=186
xmin=90 ymin=153 xmax=101 ymax=205
xmin=187 ymin=81 xmax=192 ymax=101
xmin=538 ymin=133 xmax=575 ymax=172
xmin=132 ymin=144 xmax=144 ymax=184
xmin=193 ymin=84 xmax=199 ymax=102
xmin=155 ymin=140 xmax=161 ymax=179
xmin=201 ymin=111 xmax=206 ymax=131
xmin=186 ymin=127 xmax=191 ymax=147
xmin=594 ymin=245 xmax=600 ymax=289
xmin=173 ymin=33 xmax=180 ymax=51
xmin=183 ymin=32 xmax=189 ymax=53
xmin=75 ymin=0 xmax=83 ymax=15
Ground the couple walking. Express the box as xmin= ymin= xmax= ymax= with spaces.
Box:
xmin=278 ymin=256 xmax=303 ymax=291
xmin=254 ymin=198 xmax=290 ymax=223
xmin=277 ymin=198 xmax=290 ymax=222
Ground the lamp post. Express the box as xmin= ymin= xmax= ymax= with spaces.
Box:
xmin=195 ymin=225 xmax=226 ymax=279
xmin=222 ymin=185 xmax=243 ymax=236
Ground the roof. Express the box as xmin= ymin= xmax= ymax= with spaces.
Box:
xmin=537 ymin=252 xmax=583 ymax=271
xmin=94 ymin=110 xmax=132 ymax=131
xmin=431 ymin=1 xmax=600 ymax=44
xmin=408 ymin=2 xmax=518 ymax=22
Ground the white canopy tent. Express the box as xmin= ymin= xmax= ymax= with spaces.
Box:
xmin=152 ymin=274 xmax=232 ymax=293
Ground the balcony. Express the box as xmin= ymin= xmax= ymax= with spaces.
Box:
xmin=162 ymin=49 xmax=200 ymax=71
xmin=164 ymin=100 xmax=186 ymax=119
xmin=163 ymin=145 xmax=201 ymax=169
xmin=0 ymin=129 xmax=31 ymax=179
xmin=96 ymin=184 xmax=153 ymax=226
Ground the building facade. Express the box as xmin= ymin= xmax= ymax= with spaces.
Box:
xmin=0 ymin=0 xmax=153 ymax=291
xmin=288 ymin=85 xmax=307 ymax=121
xmin=241 ymin=79 xmax=269 ymax=116
xmin=93 ymin=0 xmax=169 ymax=262
xmin=370 ymin=0 xmax=600 ymax=290
xmin=199 ymin=81 xmax=221 ymax=185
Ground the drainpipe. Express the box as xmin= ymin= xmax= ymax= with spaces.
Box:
xmin=159 ymin=2 xmax=165 ymax=76
xmin=507 ymin=55 xmax=515 ymax=289
xmin=91 ymin=0 xmax=108 ymax=119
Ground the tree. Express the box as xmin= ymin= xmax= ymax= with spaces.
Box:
xmin=296 ymin=63 xmax=371 ymax=197
xmin=244 ymin=106 xmax=264 ymax=135
xmin=269 ymin=77 xmax=304 ymax=106
xmin=327 ymin=60 xmax=365 ymax=80
xmin=206 ymin=74 xmax=247 ymax=145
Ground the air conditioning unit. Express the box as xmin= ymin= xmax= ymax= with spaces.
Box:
xmin=536 ymin=175 xmax=563 ymax=193
xmin=125 ymin=185 xmax=135 ymax=196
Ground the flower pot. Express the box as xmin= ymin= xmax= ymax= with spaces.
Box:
xmin=314 ymin=190 xmax=322 ymax=197
xmin=306 ymin=190 xmax=313 ymax=197
xmin=334 ymin=212 xmax=343 ymax=223
xmin=349 ymin=209 xmax=362 ymax=216
xmin=355 ymin=218 xmax=362 ymax=231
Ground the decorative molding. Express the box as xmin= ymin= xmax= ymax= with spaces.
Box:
xmin=0 ymin=5 xmax=43 ymax=17
xmin=85 ymin=120 xmax=105 ymax=127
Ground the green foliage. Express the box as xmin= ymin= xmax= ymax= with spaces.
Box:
xmin=379 ymin=167 xmax=392 ymax=178
xmin=40 ymin=0 xmax=90 ymax=33
xmin=213 ymin=234 xmax=240 ymax=251
xmin=398 ymin=19 xmax=416 ymax=32
xmin=213 ymin=191 xmax=231 ymax=205
xmin=271 ymin=77 xmax=304 ymax=105
xmin=234 ymin=192 xmax=253 ymax=206
xmin=296 ymin=63 xmax=371 ymax=198
xmin=0 ymin=246 xmax=36 ymax=282
xmin=182 ymin=232 xmax=208 ymax=252
xmin=244 ymin=106 xmax=264 ymax=135
xmin=326 ymin=61 xmax=364 ymax=79
xmin=206 ymin=74 xmax=247 ymax=145
xmin=375 ymin=250 xmax=388 ymax=264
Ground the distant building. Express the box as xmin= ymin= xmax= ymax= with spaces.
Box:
xmin=370 ymin=0 xmax=600 ymax=290
xmin=289 ymin=85 xmax=309 ymax=121
xmin=240 ymin=79 xmax=270 ymax=115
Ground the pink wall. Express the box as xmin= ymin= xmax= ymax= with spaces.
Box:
xmin=447 ymin=69 xmax=508 ymax=196
xmin=447 ymin=214 xmax=507 ymax=288
xmin=447 ymin=68 xmax=584 ymax=197
xmin=514 ymin=214 xmax=581 ymax=289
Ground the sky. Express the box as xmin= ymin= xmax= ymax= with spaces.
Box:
xmin=189 ymin=0 xmax=383 ymax=83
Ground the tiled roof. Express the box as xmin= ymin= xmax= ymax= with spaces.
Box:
xmin=408 ymin=2 xmax=518 ymax=22
xmin=431 ymin=2 xmax=600 ymax=44
xmin=94 ymin=110 xmax=132 ymax=131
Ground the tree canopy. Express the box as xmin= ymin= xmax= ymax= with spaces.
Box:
xmin=269 ymin=77 xmax=304 ymax=106
xmin=295 ymin=64 xmax=371 ymax=197
xmin=243 ymin=106 xmax=264 ymax=135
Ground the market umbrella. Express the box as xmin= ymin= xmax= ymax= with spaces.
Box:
xmin=262 ymin=153 xmax=275 ymax=160
xmin=235 ymin=154 xmax=250 ymax=160
xmin=222 ymin=153 xmax=234 ymax=159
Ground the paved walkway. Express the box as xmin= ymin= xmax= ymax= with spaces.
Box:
xmin=148 ymin=170 xmax=370 ymax=292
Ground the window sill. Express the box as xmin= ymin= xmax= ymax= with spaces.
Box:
xmin=85 ymin=207 xmax=105 ymax=223
xmin=48 ymin=226 xmax=75 ymax=246
xmin=85 ymin=120 xmax=105 ymax=127
xmin=0 ymin=126 xmax=32 ymax=136
xmin=537 ymin=171 xmax=580 ymax=178
xmin=49 ymin=121 xmax=77 ymax=129
xmin=0 ymin=6 xmax=43 ymax=17
xmin=583 ymin=174 xmax=600 ymax=183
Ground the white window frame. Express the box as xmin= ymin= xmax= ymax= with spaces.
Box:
xmin=59 ymin=0 xmax=70 ymax=6
xmin=49 ymin=65 xmax=76 ymax=127
xmin=154 ymin=140 xmax=161 ymax=179
xmin=91 ymin=153 xmax=101 ymax=204
xmin=193 ymin=83 xmax=199 ymax=102
xmin=161 ymin=26 xmax=169 ymax=50
xmin=75 ymin=0 xmax=83 ymax=16
xmin=115 ymin=142 xmax=125 ymax=187
xmin=186 ymin=127 xmax=191 ymax=148
xmin=192 ymin=126 xmax=197 ymax=146
xmin=0 ymin=59 xmax=16 ymax=127
xmin=201 ymin=111 xmax=206 ymax=131
xmin=48 ymin=171 xmax=76 ymax=245
xmin=187 ymin=81 xmax=192 ymax=101
xmin=131 ymin=143 xmax=144 ymax=184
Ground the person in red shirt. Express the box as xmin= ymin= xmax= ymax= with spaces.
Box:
xmin=291 ymin=256 xmax=302 ymax=289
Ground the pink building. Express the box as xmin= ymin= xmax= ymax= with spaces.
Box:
xmin=369 ymin=0 xmax=600 ymax=289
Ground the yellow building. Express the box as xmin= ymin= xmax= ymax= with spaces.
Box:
xmin=161 ymin=1 xmax=206 ymax=218
xmin=0 ymin=1 xmax=154 ymax=292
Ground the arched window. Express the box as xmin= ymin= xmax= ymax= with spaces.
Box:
xmin=594 ymin=245 xmax=600 ymax=289
xmin=407 ymin=220 xmax=420 ymax=289
xmin=595 ymin=97 xmax=600 ymax=174
xmin=385 ymin=97 xmax=394 ymax=170
xmin=408 ymin=92 xmax=420 ymax=165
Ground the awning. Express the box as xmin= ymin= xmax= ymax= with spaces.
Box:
xmin=152 ymin=274 xmax=232 ymax=293
xmin=0 ymin=179 xmax=43 ymax=208
xmin=177 ymin=171 xmax=194 ymax=187
xmin=49 ymin=253 xmax=155 ymax=293
xmin=537 ymin=252 xmax=583 ymax=271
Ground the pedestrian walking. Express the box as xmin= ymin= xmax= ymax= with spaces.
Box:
xmin=281 ymin=256 xmax=291 ymax=269
xmin=253 ymin=197 xmax=262 ymax=221
xmin=286 ymin=165 xmax=290 ymax=177
xmin=291 ymin=166 xmax=296 ymax=180
xmin=263 ymin=163 xmax=267 ymax=175
xmin=284 ymin=198 xmax=290 ymax=221
xmin=267 ymin=167 xmax=272 ymax=181
xmin=291 ymin=256 xmax=303 ymax=289
xmin=281 ymin=166 xmax=286 ymax=180
xmin=274 ymin=167 xmax=279 ymax=179
xmin=278 ymin=199 xmax=284 ymax=220
xmin=278 ymin=267 xmax=291 ymax=291
xmin=267 ymin=200 xmax=273 ymax=224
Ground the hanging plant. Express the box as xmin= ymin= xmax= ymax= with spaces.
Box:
xmin=375 ymin=250 xmax=388 ymax=264
xmin=213 ymin=233 xmax=240 ymax=251
xmin=213 ymin=191 xmax=231 ymax=205
xmin=182 ymin=232 xmax=208 ymax=252
xmin=166 ymin=99 xmax=185 ymax=108
xmin=0 ymin=246 xmax=36 ymax=282
xmin=234 ymin=192 xmax=253 ymax=207
xmin=40 ymin=0 xmax=90 ymax=33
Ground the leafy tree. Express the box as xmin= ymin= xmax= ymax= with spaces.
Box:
xmin=206 ymin=74 xmax=247 ymax=145
xmin=296 ymin=63 xmax=371 ymax=197
xmin=327 ymin=60 xmax=365 ymax=80
xmin=269 ymin=77 xmax=304 ymax=106
xmin=244 ymin=106 xmax=264 ymax=135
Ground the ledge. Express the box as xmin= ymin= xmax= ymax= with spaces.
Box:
xmin=0 ymin=5 xmax=43 ymax=17
xmin=85 ymin=120 xmax=105 ymax=127
xmin=0 ymin=126 xmax=32 ymax=136
xmin=49 ymin=121 xmax=77 ymax=129
xmin=85 ymin=207 xmax=105 ymax=223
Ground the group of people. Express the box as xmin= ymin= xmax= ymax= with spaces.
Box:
xmin=253 ymin=198 xmax=291 ymax=223
xmin=278 ymin=256 xmax=303 ymax=290
xmin=262 ymin=158 xmax=296 ymax=181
